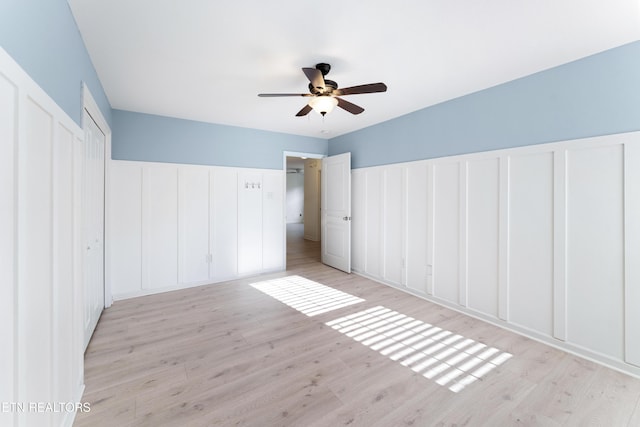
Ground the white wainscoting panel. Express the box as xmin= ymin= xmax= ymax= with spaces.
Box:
xmin=238 ymin=172 xmax=263 ymax=275
xmin=142 ymin=166 xmax=179 ymax=290
xmin=566 ymin=144 xmax=625 ymax=360
xmin=262 ymin=172 xmax=284 ymax=272
xmin=20 ymin=96 xmax=55 ymax=426
xmin=624 ymin=139 xmax=640 ymax=367
xmin=432 ymin=162 xmax=460 ymax=304
xmin=405 ymin=162 xmax=429 ymax=293
xmin=351 ymin=170 xmax=365 ymax=272
xmin=1 ymin=46 xmax=85 ymax=427
xmin=52 ymin=123 xmax=79 ymax=427
xmin=350 ymin=131 xmax=640 ymax=378
xmin=382 ymin=167 xmax=405 ymax=286
xmin=466 ymin=157 xmax=500 ymax=318
xmin=108 ymin=162 xmax=142 ymax=296
xmin=0 ymin=63 xmax=16 ymax=427
xmin=364 ymin=169 xmax=382 ymax=278
xmin=211 ymin=168 xmax=238 ymax=281
xmin=508 ymin=151 xmax=554 ymax=335
xmin=553 ymin=149 xmax=568 ymax=341
xmin=179 ymin=167 xmax=210 ymax=284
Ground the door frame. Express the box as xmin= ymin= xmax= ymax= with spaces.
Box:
xmin=282 ymin=151 xmax=325 ymax=270
xmin=81 ymin=84 xmax=112 ymax=308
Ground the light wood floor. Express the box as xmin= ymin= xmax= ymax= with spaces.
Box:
xmin=76 ymin=224 xmax=640 ymax=426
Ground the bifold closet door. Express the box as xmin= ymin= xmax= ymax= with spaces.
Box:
xmin=82 ymin=110 xmax=106 ymax=349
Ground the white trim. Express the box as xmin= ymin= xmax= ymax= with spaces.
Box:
xmin=81 ymin=84 xmax=113 ymax=308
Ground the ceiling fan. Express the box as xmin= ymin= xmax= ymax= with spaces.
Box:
xmin=258 ymin=63 xmax=387 ymax=117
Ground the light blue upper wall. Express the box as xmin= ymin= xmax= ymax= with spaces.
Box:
xmin=0 ymin=0 xmax=112 ymax=127
xmin=329 ymin=41 xmax=640 ymax=168
xmin=113 ymin=110 xmax=328 ymax=170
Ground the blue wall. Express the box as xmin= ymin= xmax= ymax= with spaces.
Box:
xmin=113 ymin=110 xmax=328 ymax=169
xmin=0 ymin=0 xmax=112 ymax=127
xmin=2 ymin=1 xmax=637 ymax=170
xmin=329 ymin=41 xmax=640 ymax=169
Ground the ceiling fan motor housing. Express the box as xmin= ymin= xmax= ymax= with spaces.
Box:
xmin=315 ymin=63 xmax=331 ymax=76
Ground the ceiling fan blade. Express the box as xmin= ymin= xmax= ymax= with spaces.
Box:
xmin=336 ymin=97 xmax=364 ymax=115
xmin=334 ymin=82 xmax=387 ymax=96
xmin=295 ymin=104 xmax=313 ymax=117
xmin=258 ymin=93 xmax=311 ymax=97
xmin=302 ymin=67 xmax=325 ymax=92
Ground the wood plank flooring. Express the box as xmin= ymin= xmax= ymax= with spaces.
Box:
xmin=75 ymin=224 xmax=640 ymax=426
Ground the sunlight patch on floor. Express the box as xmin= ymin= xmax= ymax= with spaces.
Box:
xmin=326 ymin=306 xmax=513 ymax=392
xmin=249 ymin=275 xmax=364 ymax=316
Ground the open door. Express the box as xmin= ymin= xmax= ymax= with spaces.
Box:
xmin=321 ymin=152 xmax=351 ymax=273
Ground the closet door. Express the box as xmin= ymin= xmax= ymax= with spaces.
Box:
xmin=82 ymin=110 xmax=105 ymax=349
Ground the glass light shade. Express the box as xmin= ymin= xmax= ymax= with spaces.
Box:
xmin=309 ymin=96 xmax=338 ymax=116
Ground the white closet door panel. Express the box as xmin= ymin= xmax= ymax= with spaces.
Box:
xmin=262 ymin=172 xmax=284 ymax=271
xmin=52 ymin=123 xmax=76 ymax=423
xmin=432 ymin=162 xmax=460 ymax=303
xmin=238 ymin=172 xmax=262 ymax=275
xmin=143 ymin=167 xmax=179 ymax=289
xmin=19 ymin=98 xmax=54 ymax=423
xmin=383 ymin=167 xmax=404 ymax=286
xmin=212 ymin=169 xmax=238 ymax=280
xmin=179 ymin=167 xmax=210 ymax=284
xmin=566 ymin=145 xmax=624 ymax=359
xmin=351 ymin=170 xmax=365 ymax=272
xmin=109 ymin=163 xmax=142 ymax=296
xmin=364 ymin=169 xmax=382 ymax=278
xmin=508 ymin=152 xmax=554 ymax=335
xmin=466 ymin=157 xmax=500 ymax=317
xmin=0 ymin=71 xmax=16 ymax=411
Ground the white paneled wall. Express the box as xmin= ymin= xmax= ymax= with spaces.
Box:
xmin=1 ymin=47 xmax=85 ymax=427
xmin=351 ymin=131 xmax=640 ymax=377
xmin=108 ymin=161 xmax=284 ymax=299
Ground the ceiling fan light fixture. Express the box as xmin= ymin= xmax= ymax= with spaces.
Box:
xmin=309 ymin=96 xmax=338 ymax=116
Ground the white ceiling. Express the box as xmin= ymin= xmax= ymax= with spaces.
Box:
xmin=68 ymin=0 xmax=639 ymax=139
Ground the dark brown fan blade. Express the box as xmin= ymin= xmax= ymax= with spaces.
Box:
xmin=334 ymin=82 xmax=387 ymax=96
xmin=295 ymin=104 xmax=313 ymax=117
xmin=336 ymin=97 xmax=364 ymax=115
xmin=302 ymin=68 xmax=325 ymax=91
xmin=258 ymin=93 xmax=311 ymax=97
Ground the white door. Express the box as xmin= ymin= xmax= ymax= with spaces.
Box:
xmin=321 ymin=152 xmax=351 ymax=273
xmin=83 ymin=110 xmax=105 ymax=349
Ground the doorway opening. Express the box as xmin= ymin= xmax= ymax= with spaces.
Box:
xmin=283 ymin=152 xmax=324 ymax=269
